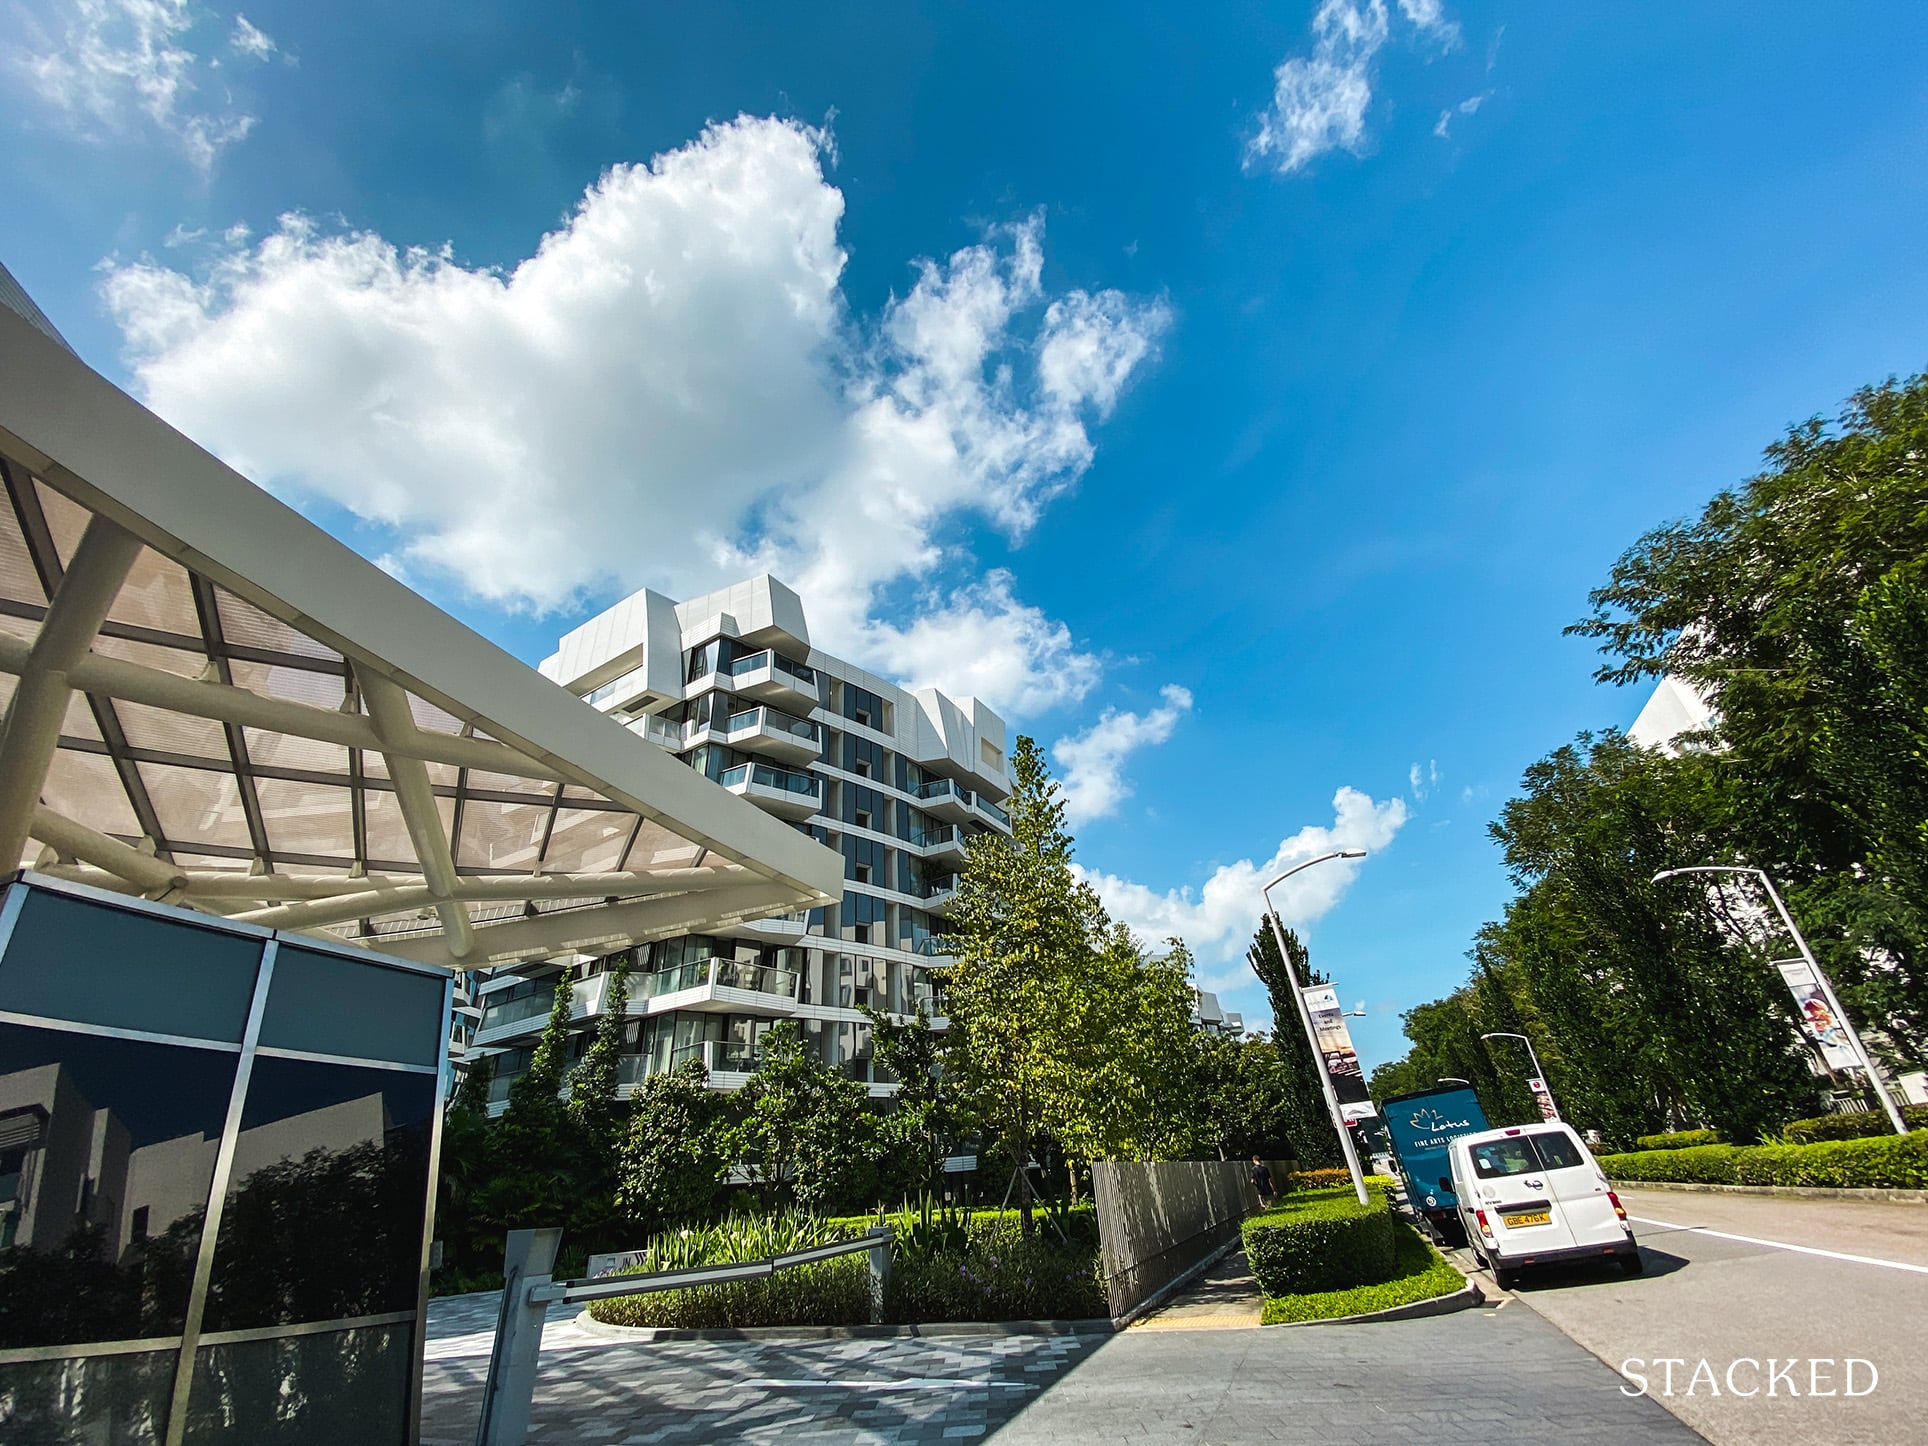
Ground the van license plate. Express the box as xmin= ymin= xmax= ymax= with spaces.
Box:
xmin=1503 ymin=1211 xmax=1550 ymax=1228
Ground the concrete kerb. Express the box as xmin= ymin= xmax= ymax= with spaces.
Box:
xmin=1268 ymin=1279 xmax=1486 ymax=1329
xmin=572 ymin=1310 xmax=1116 ymax=1343
xmin=1610 ymin=1179 xmax=1928 ymax=1204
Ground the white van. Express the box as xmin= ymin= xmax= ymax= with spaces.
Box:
xmin=1446 ymin=1122 xmax=1641 ymax=1289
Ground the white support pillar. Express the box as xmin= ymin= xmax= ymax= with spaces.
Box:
xmin=0 ymin=516 xmax=144 ymax=870
xmin=361 ymin=672 xmax=477 ymax=961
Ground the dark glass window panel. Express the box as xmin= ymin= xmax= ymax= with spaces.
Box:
xmin=182 ymin=1323 xmax=411 ymax=1445
xmin=258 ymin=947 xmax=446 ymax=1068
xmin=0 ymin=1025 xmax=236 ymax=1347
xmin=199 ymin=1059 xmax=435 ymax=1333
xmin=0 ymin=890 xmax=263 ymax=1042
xmin=1528 ymin=1131 xmax=1587 ymax=1170
xmin=0 ymin=1349 xmax=176 ymax=1445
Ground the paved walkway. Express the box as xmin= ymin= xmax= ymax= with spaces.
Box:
xmin=419 ymin=1287 xmax=1702 ymax=1443
xmin=1130 ymin=1247 xmax=1263 ymax=1330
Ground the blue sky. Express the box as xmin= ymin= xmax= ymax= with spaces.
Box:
xmin=6 ymin=1 xmax=1928 ymax=1072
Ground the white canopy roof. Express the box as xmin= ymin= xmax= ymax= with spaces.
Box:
xmin=0 ymin=287 xmax=841 ymax=971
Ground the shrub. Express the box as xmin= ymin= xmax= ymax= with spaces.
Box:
xmin=883 ymin=1206 xmax=1106 ymax=1322
xmin=1779 ymin=1107 xmax=1928 ymax=1145
xmin=1599 ymin=1131 xmax=1928 ymax=1190
xmin=1634 ymin=1129 xmax=1722 ymax=1151
xmin=1260 ymin=1223 xmax=1465 ymax=1324
xmin=1282 ymin=1167 xmax=1355 ymax=1193
xmin=585 ymin=1213 xmax=872 ymax=1329
xmin=1242 ymin=1184 xmax=1397 ymax=1296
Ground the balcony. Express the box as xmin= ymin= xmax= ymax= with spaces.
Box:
xmin=583 ymin=662 xmax=654 ymax=712
xmin=724 ymin=649 xmax=820 ymax=710
xmin=733 ymin=910 xmax=811 ymax=944
xmin=920 ymin=874 xmax=962 ymax=916
xmin=912 ymin=822 xmax=969 ymax=865
xmin=625 ymin=712 xmax=683 ymax=751
xmin=975 ymin=794 xmax=1011 ymax=830
xmin=914 ymin=776 xmax=975 ymax=823
xmin=911 ymin=936 xmax=956 ymax=967
xmin=633 ymin=955 xmax=801 ymax=1016
xmin=720 ymin=761 xmax=822 ymax=820
xmin=721 ymin=704 xmax=820 ymax=764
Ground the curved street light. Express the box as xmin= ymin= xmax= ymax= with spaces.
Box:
xmin=1652 ymin=864 xmax=1906 ymax=1135
xmin=1262 ymin=848 xmax=1370 ymax=1205
xmin=1481 ymin=1030 xmax=1559 ymax=1122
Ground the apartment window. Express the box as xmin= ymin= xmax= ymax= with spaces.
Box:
xmin=854 ymin=810 xmax=871 ymax=832
xmin=854 ymin=865 xmax=871 ymax=885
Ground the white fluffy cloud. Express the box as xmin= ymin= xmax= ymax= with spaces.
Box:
xmin=1053 ymin=684 xmax=1193 ymax=825
xmin=1077 ymin=786 xmax=1408 ymax=961
xmin=101 ymin=115 xmax=1168 ymax=712
xmin=11 ymin=0 xmax=272 ymax=171
xmin=1247 ymin=0 xmax=1460 ymax=176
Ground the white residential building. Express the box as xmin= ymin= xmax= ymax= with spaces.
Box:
xmin=469 ymin=576 xmax=1014 ymax=1102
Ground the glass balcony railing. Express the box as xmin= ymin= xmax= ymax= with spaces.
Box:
xmin=911 ymin=873 xmax=960 ymax=901
xmin=635 ymin=957 xmax=799 ymax=1002
xmin=976 ymin=795 xmax=1010 ymax=828
xmin=711 ymin=1041 xmax=763 ymax=1073
xmin=725 ymin=705 xmax=819 ymax=746
xmin=724 ymin=649 xmax=817 ymax=687
xmin=719 ymin=761 xmax=820 ymax=798
xmin=914 ymin=778 xmax=974 ymax=808
xmin=476 ymin=991 xmax=560 ymax=1034
xmin=584 ymin=663 xmax=652 ymax=709
xmin=911 ymin=823 xmax=963 ymax=850
xmin=712 ymin=957 xmax=800 ymax=999
xmin=911 ymin=936 xmax=954 ymax=958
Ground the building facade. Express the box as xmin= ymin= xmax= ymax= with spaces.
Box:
xmin=470 ymin=577 xmax=1014 ymax=1103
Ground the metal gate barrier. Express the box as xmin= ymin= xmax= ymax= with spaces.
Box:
xmin=472 ymin=1224 xmax=894 ymax=1446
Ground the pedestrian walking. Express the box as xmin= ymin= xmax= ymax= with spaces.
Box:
xmin=1250 ymin=1155 xmax=1276 ymax=1206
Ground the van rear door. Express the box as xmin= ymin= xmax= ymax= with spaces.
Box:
xmin=1464 ymin=1133 xmax=1579 ymax=1253
xmin=1527 ymin=1126 xmax=1623 ymax=1246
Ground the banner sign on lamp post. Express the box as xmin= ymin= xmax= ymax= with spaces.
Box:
xmin=1777 ymin=960 xmax=1860 ymax=1073
xmin=1527 ymin=1077 xmax=1558 ymax=1122
xmin=1303 ymin=984 xmax=1376 ymax=1121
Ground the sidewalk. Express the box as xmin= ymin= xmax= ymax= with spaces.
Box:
xmin=1129 ymin=1247 xmax=1264 ymax=1331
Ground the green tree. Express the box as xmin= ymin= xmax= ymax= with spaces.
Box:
xmin=568 ymin=953 xmax=633 ymax=1151
xmin=1243 ymin=920 xmax=1340 ymax=1166
xmin=1196 ymin=1032 xmax=1331 ymax=1164
xmin=1572 ymin=371 xmax=1928 ymax=1063
xmin=615 ymin=1059 xmax=732 ymax=1231
xmin=862 ymin=1003 xmax=959 ymax=1201
xmin=943 ymin=736 xmax=1112 ymax=1235
xmin=734 ymin=1021 xmax=878 ymax=1212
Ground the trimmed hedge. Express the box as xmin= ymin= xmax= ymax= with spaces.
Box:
xmin=1282 ymin=1167 xmax=1356 ymax=1193
xmin=1634 ymin=1129 xmax=1722 ymax=1152
xmin=1599 ymin=1130 xmax=1928 ymax=1190
xmin=1260 ymin=1222 xmax=1465 ymax=1325
xmin=1242 ymin=1184 xmax=1397 ymax=1296
xmin=1781 ymin=1106 xmax=1928 ymax=1145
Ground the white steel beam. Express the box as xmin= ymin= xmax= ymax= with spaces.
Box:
xmin=29 ymin=806 xmax=188 ymax=897
xmin=0 ymin=516 xmax=143 ymax=868
xmin=224 ymin=867 xmax=740 ymax=931
xmin=360 ymin=672 xmax=476 ymax=960
xmin=0 ymin=632 xmax=569 ymax=783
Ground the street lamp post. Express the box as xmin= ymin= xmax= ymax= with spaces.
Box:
xmin=1481 ymin=1031 xmax=1558 ymax=1121
xmin=1652 ymin=864 xmax=1907 ymax=1136
xmin=1263 ymin=848 xmax=1371 ymax=1206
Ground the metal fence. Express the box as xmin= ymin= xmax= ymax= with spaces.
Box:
xmin=472 ymin=1224 xmax=893 ymax=1446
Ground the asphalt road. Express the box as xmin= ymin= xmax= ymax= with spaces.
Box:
xmin=1454 ymin=1188 xmax=1928 ymax=1446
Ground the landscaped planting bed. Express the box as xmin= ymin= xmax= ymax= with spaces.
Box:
xmin=1599 ymin=1130 xmax=1928 ymax=1189
xmin=1241 ymin=1182 xmax=1398 ymax=1296
xmin=1260 ymin=1223 xmax=1465 ymax=1324
xmin=584 ymin=1214 xmax=873 ymax=1329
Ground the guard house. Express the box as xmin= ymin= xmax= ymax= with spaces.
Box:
xmin=0 ymin=271 xmax=841 ymax=1443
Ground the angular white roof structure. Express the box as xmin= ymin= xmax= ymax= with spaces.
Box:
xmin=0 ymin=272 xmax=841 ymax=971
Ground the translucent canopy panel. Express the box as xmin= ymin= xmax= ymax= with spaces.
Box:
xmin=0 ymin=298 xmax=841 ymax=970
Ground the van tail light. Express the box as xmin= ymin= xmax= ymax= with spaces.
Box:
xmin=1475 ymin=1209 xmax=1492 ymax=1237
xmin=1607 ymin=1191 xmax=1627 ymax=1221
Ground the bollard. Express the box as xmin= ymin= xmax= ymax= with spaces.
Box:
xmin=474 ymin=1227 xmax=562 ymax=1446
xmin=866 ymin=1225 xmax=892 ymax=1324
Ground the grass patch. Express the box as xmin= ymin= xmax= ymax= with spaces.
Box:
xmin=1260 ymin=1222 xmax=1466 ymax=1325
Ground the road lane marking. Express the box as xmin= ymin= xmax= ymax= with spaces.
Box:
xmin=1629 ymin=1215 xmax=1928 ymax=1276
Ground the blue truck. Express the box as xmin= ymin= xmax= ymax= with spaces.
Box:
xmin=1380 ymin=1085 xmax=1490 ymax=1244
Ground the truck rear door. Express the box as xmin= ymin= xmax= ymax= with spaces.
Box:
xmin=1465 ymin=1133 xmax=1579 ymax=1253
